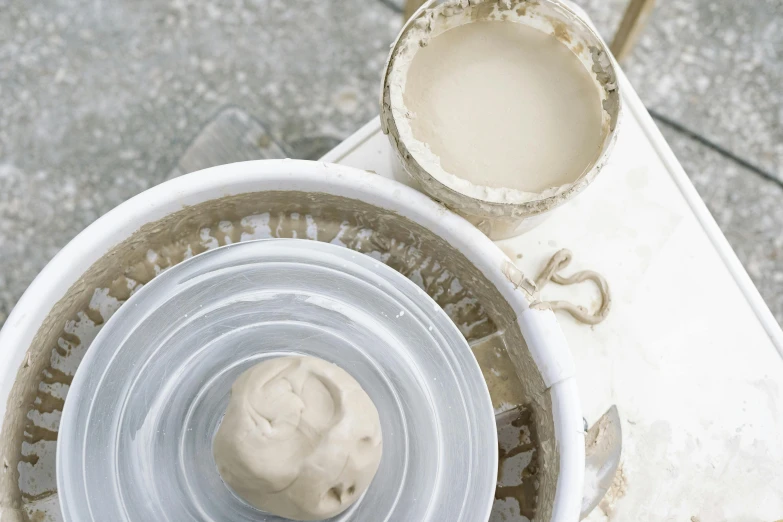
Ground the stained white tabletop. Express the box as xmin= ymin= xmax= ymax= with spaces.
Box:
xmin=321 ymin=67 xmax=783 ymax=520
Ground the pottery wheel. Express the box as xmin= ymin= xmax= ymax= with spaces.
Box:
xmin=56 ymin=239 xmax=497 ymax=521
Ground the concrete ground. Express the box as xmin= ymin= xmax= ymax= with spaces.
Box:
xmin=1 ymin=0 xmax=781 ymax=326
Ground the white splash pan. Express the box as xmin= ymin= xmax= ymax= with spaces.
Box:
xmin=0 ymin=160 xmax=583 ymax=521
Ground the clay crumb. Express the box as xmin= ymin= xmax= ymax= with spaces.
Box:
xmin=598 ymin=464 xmax=627 ymax=516
xmin=551 ymin=20 xmax=571 ymax=43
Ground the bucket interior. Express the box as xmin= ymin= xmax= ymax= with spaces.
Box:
xmin=381 ymin=0 xmax=620 ymax=240
xmin=0 ymin=190 xmax=558 ymax=521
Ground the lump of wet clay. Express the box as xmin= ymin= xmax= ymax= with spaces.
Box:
xmin=213 ymin=355 xmax=383 ymax=521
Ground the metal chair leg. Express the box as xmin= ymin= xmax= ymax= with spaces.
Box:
xmin=404 ymin=0 xmax=427 ymax=21
xmin=610 ymin=0 xmax=657 ymax=62
xmin=402 ymin=0 xmax=656 ymax=63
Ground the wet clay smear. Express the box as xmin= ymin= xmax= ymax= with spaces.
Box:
xmin=492 ymin=405 xmax=541 ymax=521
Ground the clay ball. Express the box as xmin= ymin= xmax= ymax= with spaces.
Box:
xmin=213 ymin=356 xmax=383 ymax=521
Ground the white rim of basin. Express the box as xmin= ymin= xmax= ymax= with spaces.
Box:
xmin=0 ymin=159 xmax=584 ymax=521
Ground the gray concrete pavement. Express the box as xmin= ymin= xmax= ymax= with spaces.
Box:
xmin=1 ymin=0 xmax=781 ymax=326
xmin=0 ymin=0 xmax=400 ymax=324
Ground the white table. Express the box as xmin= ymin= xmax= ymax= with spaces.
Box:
xmin=321 ymin=68 xmax=783 ymax=520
